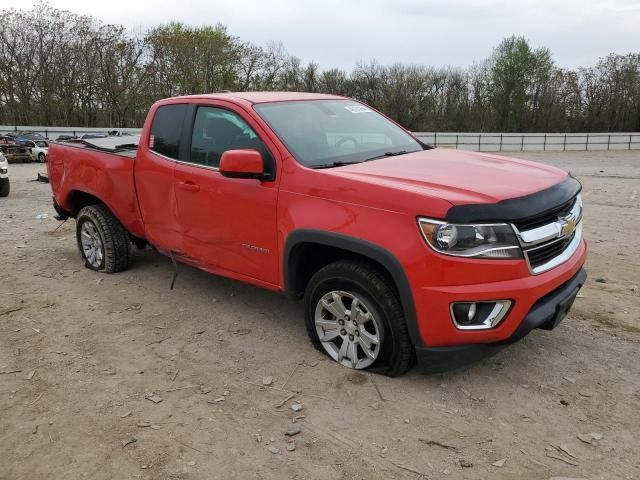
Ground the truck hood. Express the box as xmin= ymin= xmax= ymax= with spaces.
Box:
xmin=328 ymin=148 xmax=568 ymax=206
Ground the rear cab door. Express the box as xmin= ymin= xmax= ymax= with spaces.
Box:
xmin=134 ymin=103 xmax=188 ymax=254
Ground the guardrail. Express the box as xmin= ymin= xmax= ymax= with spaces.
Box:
xmin=1 ymin=126 xmax=639 ymax=152
xmin=414 ymin=132 xmax=640 ymax=151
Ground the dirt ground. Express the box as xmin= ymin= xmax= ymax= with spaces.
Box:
xmin=1 ymin=151 xmax=639 ymax=480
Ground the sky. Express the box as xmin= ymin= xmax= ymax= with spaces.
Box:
xmin=4 ymin=0 xmax=639 ymax=70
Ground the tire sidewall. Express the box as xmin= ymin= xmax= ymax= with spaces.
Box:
xmin=305 ymin=271 xmax=400 ymax=374
xmin=76 ymin=213 xmax=106 ymax=271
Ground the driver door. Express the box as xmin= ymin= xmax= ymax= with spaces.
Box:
xmin=173 ymin=103 xmax=280 ymax=286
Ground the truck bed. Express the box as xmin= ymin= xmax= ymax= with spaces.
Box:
xmin=47 ymin=137 xmax=145 ymax=238
xmin=61 ymin=134 xmax=141 ymax=158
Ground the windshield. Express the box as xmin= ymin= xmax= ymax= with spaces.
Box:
xmin=254 ymin=100 xmax=422 ymax=168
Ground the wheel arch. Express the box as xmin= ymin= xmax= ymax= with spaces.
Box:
xmin=283 ymin=229 xmax=423 ymax=347
xmin=66 ymin=189 xmax=106 ymax=216
xmin=64 ymin=189 xmax=146 ymax=247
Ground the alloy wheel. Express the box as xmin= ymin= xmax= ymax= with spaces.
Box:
xmin=80 ymin=220 xmax=104 ymax=268
xmin=314 ymin=290 xmax=382 ymax=369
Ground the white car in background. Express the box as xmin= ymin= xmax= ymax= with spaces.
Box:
xmin=24 ymin=139 xmax=49 ymax=162
xmin=0 ymin=153 xmax=9 ymax=197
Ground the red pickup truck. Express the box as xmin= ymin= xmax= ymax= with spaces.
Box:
xmin=47 ymin=92 xmax=587 ymax=376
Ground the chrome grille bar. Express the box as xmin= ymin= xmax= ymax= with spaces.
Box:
xmin=512 ymin=195 xmax=583 ymax=274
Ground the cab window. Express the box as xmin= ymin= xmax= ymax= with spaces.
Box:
xmin=189 ymin=106 xmax=273 ymax=170
xmin=149 ymin=104 xmax=188 ymax=160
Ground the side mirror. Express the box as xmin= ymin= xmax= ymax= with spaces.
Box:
xmin=219 ymin=149 xmax=265 ymax=179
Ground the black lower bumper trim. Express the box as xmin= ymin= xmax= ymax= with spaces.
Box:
xmin=415 ymin=343 xmax=509 ymax=374
xmin=509 ymin=267 xmax=587 ymax=341
xmin=415 ymin=267 xmax=587 ymax=374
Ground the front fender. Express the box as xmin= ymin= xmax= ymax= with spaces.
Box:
xmin=283 ymin=229 xmax=423 ymax=348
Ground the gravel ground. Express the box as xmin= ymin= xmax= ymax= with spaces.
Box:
xmin=0 ymin=151 xmax=638 ymax=480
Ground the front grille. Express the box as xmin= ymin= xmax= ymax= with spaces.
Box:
xmin=514 ymin=198 xmax=575 ymax=231
xmin=525 ymin=232 xmax=576 ymax=269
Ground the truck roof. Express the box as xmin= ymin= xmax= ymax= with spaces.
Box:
xmin=171 ymin=91 xmax=348 ymax=105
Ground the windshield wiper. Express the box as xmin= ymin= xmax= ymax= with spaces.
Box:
xmin=364 ymin=150 xmax=409 ymax=162
xmin=309 ymin=150 xmax=412 ymax=169
xmin=308 ymin=160 xmax=363 ymax=169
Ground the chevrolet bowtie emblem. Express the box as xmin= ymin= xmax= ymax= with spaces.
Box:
xmin=560 ymin=214 xmax=578 ymax=237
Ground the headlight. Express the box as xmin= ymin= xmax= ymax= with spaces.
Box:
xmin=418 ymin=218 xmax=522 ymax=259
xmin=0 ymin=167 xmax=7 ymax=174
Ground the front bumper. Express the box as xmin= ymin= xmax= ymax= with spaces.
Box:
xmin=415 ymin=266 xmax=586 ymax=373
xmin=412 ymin=235 xmax=587 ymax=346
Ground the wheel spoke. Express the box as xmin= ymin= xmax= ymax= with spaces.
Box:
xmin=337 ymin=340 xmax=348 ymax=363
xmin=350 ymin=298 xmax=359 ymax=318
xmin=316 ymin=318 xmax=338 ymax=329
xmin=349 ymin=298 xmax=370 ymax=325
xmin=359 ymin=329 xmax=379 ymax=347
xmin=320 ymin=329 xmax=340 ymax=342
xmin=321 ymin=298 xmax=344 ymax=320
xmin=331 ymin=292 xmax=349 ymax=317
xmin=316 ymin=318 xmax=340 ymax=341
xmin=352 ymin=306 xmax=371 ymax=324
xmin=347 ymin=341 xmax=359 ymax=368
xmin=358 ymin=337 xmax=376 ymax=359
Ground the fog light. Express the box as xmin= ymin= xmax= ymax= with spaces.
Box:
xmin=467 ymin=302 xmax=476 ymax=321
xmin=450 ymin=300 xmax=512 ymax=330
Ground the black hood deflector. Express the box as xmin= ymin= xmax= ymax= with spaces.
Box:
xmin=445 ymin=175 xmax=581 ymax=224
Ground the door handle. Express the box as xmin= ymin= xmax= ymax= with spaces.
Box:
xmin=178 ymin=181 xmax=200 ymax=192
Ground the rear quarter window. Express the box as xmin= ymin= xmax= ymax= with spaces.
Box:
xmin=150 ymin=104 xmax=188 ymax=159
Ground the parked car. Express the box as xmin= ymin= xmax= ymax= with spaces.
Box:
xmin=0 ymin=142 xmax=32 ymax=163
xmin=0 ymin=153 xmax=9 ymax=197
xmin=23 ymin=139 xmax=49 ymax=162
xmin=15 ymin=131 xmax=46 ymax=141
xmin=56 ymin=135 xmax=79 ymax=142
xmin=47 ymin=92 xmax=587 ymax=376
xmin=106 ymin=130 xmax=135 ymax=137
xmin=81 ymin=133 xmax=109 ymax=140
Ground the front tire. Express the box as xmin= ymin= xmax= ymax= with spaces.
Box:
xmin=0 ymin=179 xmax=9 ymax=197
xmin=304 ymin=259 xmax=414 ymax=376
xmin=38 ymin=153 xmax=46 ymax=163
xmin=76 ymin=204 xmax=131 ymax=273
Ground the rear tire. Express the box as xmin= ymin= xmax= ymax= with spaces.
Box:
xmin=0 ymin=179 xmax=9 ymax=197
xmin=304 ymin=259 xmax=414 ymax=377
xmin=38 ymin=153 xmax=46 ymax=163
xmin=76 ymin=204 xmax=131 ymax=273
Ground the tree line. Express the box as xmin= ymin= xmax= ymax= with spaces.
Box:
xmin=1 ymin=3 xmax=639 ymax=132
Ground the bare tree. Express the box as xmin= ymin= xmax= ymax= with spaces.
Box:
xmin=0 ymin=3 xmax=638 ymax=133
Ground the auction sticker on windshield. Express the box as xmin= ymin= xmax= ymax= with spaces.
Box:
xmin=345 ymin=105 xmax=372 ymax=113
